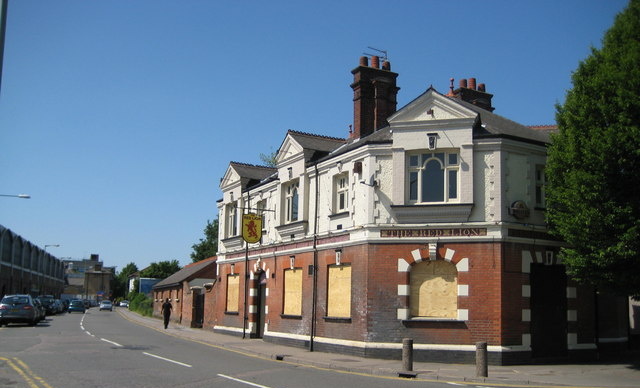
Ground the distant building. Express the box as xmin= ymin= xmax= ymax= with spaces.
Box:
xmin=63 ymin=254 xmax=114 ymax=302
xmin=0 ymin=225 xmax=64 ymax=297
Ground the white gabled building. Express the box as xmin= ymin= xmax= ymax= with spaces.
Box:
xmin=209 ymin=56 xmax=628 ymax=364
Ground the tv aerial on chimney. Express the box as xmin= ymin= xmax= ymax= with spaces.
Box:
xmin=364 ymin=46 xmax=388 ymax=62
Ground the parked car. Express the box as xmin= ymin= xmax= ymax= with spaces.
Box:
xmin=0 ymin=294 xmax=39 ymax=326
xmin=32 ymin=298 xmax=46 ymax=322
xmin=83 ymin=299 xmax=91 ymax=309
xmin=99 ymin=300 xmax=113 ymax=311
xmin=67 ymin=299 xmax=86 ymax=314
xmin=37 ymin=295 xmax=57 ymax=316
xmin=119 ymin=300 xmax=129 ymax=308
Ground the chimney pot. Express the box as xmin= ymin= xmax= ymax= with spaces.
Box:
xmin=460 ymin=79 xmax=468 ymax=88
xmin=468 ymin=78 xmax=477 ymax=90
xmin=478 ymin=83 xmax=486 ymax=92
xmin=382 ymin=61 xmax=391 ymax=70
xmin=359 ymin=56 xmax=368 ymax=67
xmin=371 ymin=55 xmax=380 ymax=69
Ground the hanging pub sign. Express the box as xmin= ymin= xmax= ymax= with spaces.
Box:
xmin=242 ymin=213 xmax=262 ymax=243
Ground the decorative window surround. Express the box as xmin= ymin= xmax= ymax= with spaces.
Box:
xmin=398 ymin=246 xmax=469 ymax=321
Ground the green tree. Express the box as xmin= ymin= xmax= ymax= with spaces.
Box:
xmin=191 ymin=219 xmax=218 ymax=263
xmin=113 ymin=262 xmax=138 ymax=298
xmin=259 ymin=148 xmax=278 ymax=167
xmin=140 ymin=260 xmax=181 ymax=279
xmin=546 ymin=0 xmax=640 ymax=297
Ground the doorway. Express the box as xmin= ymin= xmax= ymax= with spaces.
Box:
xmin=255 ymin=272 xmax=267 ymax=338
xmin=530 ymin=263 xmax=568 ymax=359
xmin=192 ymin=289 xmax=204 ymax=328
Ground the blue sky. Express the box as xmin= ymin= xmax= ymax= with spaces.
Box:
xmin=0 ymin=0 xmax=629 ymax=273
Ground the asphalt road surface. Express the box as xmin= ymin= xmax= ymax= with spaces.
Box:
xmin=1 ymin=308 xmax=513 ymax=388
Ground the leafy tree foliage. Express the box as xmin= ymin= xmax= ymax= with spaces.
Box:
xmin=259 ymin=149 xmax=278 ymax=167
xmin=191 ymin=219 xmax=218 ymax=263
xmin=113 ymin=262 xmax=138 ymax=299
xmin=140 ymin=260 xmax=181 ymax=279
xmin=546 ymin=0 xmax=640 ymax=297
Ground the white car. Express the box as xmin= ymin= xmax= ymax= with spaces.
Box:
xmin=99 ymin=300 xmax=113 ymax=311
xmin=119 ymin=300 xmax=129 ymax=308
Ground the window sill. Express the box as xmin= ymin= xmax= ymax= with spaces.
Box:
xmin=221 ymin=235 xmax=244 ymax=250
xmin=328 ymin=211 xmax=349 ymax=220
xmin=392 ymin=203 xmax=473 ymax=223
xmin=224 ymin=311 xmax=239 ymax=316
xmin=280 ymin=314 xmax=302 ymax=320
xmin=402 ymin=317 xmax=461 ymax=322
xmin=275 ymin=220 xmax=308 ymax=239
xmin=323 ymin=316 xmax=351 ymax=323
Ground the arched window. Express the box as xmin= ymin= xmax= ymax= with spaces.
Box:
xmin=410 ymin=260 xmax=458 ymax=318
xmin=407 ymin=151 xmax=459 ymax=203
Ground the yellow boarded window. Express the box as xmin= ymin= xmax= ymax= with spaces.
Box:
xmin=283 ymin=269 xmax=302 ymax=316
xmin=226 ymin=274 xmax=239 ymax=312
xmin=327 ymin=264 xmax=351 ymax=318
xmin=410 ymin=260 xmax=457 ymax=318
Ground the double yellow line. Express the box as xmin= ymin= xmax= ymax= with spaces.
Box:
xmin=0 ymin=357 xmax=54 ymax=388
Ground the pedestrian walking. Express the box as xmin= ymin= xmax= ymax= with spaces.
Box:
xmin=161 ymin=298 xmax=172 ymax=329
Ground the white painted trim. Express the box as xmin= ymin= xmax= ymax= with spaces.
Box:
xmin=444 ymin=248 xmax=455 ymax=262
xmin=522 ymin=251 xmax=533 ymax=273
xmin=568 ymin=332 xmax=577 ymax=344
xmin=457 ymin=284 xmax=468 ymax=296
xmin=263 ymin=329 xmax=531 ymax=353
xmin=214 ymin=325 xmax=244 ymax=334
xmin=568 ymin=343 xmax=597 ymax=350
xmin=249 ymin=305 xmax=257 ymax=314
xmin=567 ymin=310 xmax=577 ymax=321
xmin=457 ymin=309 xmax=468 ymax=320
xmin=566 ymin=287 xmax=577 ymax=298
xmin=522 ymin=285 xmax=531 ymax=297
xmin=522 ymin=333 xmax=531 ymax=347
xmin=600 ymin=337 xmax=629 ymax=343
xmin=249 ymin=288 xmax=257 ymax=297
xmin=456 ymin=258 xmax=469 ymax=272
xmin=397 ymin=285 xmax=410 ymax=296
xmin=522 ymin=309 xmax=531 ymax=322
xmin=398 ymin=258 xmax=411 ymax=272
xmin=428 ymin=243 xmax=437 ymax=260
xmin=397 ymin=308 xmax=409 ymax=320
xmin=411 ymin=249 xmax=422 ymax=263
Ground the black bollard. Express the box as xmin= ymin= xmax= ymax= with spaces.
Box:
xmin=476 ymin=341 xmax=488 ymax=377
xmin=402 ymin=338 xmax=413 ymax=371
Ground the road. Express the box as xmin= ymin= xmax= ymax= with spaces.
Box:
xmin=1 ymin=308 xmax=515 ymax=388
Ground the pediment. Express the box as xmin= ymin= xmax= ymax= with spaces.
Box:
xmin=220 ymin=165 xmax=241 ymax=190
xmin=276 ymin=134 xmax=304 ymax=164
xmin=388 ymin=89 xmax=478 ymax=125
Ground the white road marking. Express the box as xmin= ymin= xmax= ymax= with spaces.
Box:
xmin=143 ymin=352 xmax=192 ymax=368
xmin=100 ymin=338 xmax=123 ymax=347
xmin=218 ymin=374 xmax=273 ymax=388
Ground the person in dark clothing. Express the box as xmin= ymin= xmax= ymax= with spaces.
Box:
xmin=161 ymin=298 xmax=172 ymax=329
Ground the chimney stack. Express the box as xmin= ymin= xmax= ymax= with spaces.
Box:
xmin=350 ymin=56 xmax=399 ymax=139
xmin=450 ymin=77 xmax=494 ymax=112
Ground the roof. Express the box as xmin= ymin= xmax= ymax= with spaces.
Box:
xmin=229 ymin=162 xmax=276 ymax=181
xmin=152 ymin=258 xmax=217 ymax=290
xmin=284 ymin=130 xmax=347 ymax=163
xmin=452 ymin=97 xmax=551 ymax=144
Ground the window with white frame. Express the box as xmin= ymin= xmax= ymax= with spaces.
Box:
xmin=407 ymin=151 xmax=459 ymax=203
xmin=226 ymin=202 xmax=238 ymax=237
xmin=535 ymin=165 xmax=546 ymax=208
xmin=334 ymin=174 xmax=349 ymax=213
xmin=284 ymin=181 xmax=299 ymax=223
xmin=255 ymin=199 xmax=267 ymax=229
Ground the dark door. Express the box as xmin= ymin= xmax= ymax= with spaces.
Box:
xmin=192 ymin=289 xmax=204 ymax=328
xmin=255 ymin=272 xmax=267 ymax=338
xmin=530 ymin=263 xmax=568 ymax=359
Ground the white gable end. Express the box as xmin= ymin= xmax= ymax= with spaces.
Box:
xmin=220 ymin=166 xmax=241 ymax=190
xmin=276 ymin=135 xmax=304 ymax=164
xmin=388 ymin=89 xmax=477 ymax=126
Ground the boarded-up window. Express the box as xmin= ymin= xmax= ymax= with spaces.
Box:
xmin=410 ymin=260 xmax=457 ymax=318
xmin=226 ymin=274 xmax=239 ymax=312
xmin=327 ymin=264 xmax=351 ymax=318
xmin=283 ymin=268 xmax=302 ymax=316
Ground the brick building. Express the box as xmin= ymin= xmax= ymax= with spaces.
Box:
xmin=152 ymin=257 xmax=216 ymax=328
xmin=209 ymin=56 xmax=628 ymax=364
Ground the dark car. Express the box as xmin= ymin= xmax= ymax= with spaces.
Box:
xmin=37 ymin=295 xmax=57 ymax=315
xmin=0 ymin=294 xmax=38 ymax=326
xmin=68 ymin=299 xmax=86 ymax=314
xmin=32 ymin=298 xmax=46 ymax=322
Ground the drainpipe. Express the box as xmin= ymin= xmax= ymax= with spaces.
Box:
xmin=310 ymin=163 xmax=319 ymax=351
xmin=243 ymin=193 xmax=251 ymax=339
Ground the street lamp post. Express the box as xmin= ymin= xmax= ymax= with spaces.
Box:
xmin=0 ymin=194 xmax=30 ymax=198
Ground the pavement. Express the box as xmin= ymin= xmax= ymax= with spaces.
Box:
xmin=117 ymin=308 xmax=640 ymax=387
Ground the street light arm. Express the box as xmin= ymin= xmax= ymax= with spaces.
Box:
xmin=0 ymin=194 xmax=31 ymax=198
